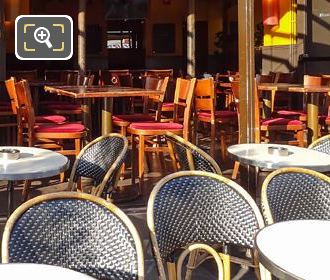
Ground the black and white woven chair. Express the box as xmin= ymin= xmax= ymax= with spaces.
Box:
xmin=68 ymin=133 xmax=128 ymax=199
xmin=261 ymin=167 xmax=330 ymax=225
xmin=165 ymin=132 xmax=222 ymax=174
xmin=147 ymin=171 xmax=270 ymax=280
xmin=1 ymin=192 xmax=144 ymax=280
xmin=308 ymin=134 xmax=330 ymax=155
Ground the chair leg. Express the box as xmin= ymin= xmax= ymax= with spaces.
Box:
xmin=210 ymin=123 xmax=216 ymax=158
xmin=120 ymin=126 xmax=127 ymax=179
xmin=232 ymin=161 xmax=240 ymax=179
xmin=167 ymin=262 xmax=177 ymax=280
xmin=296 ymin=129 xmax=305 ymax=147
xmin=220 ymin=130 xmax=226 ymax=161
xmin=138 ymin=135 xmax=145 ymax=192
xmin=167 ymin=140 xmax=178 ymax=172
xmin=184 ymin=250 xmax=199 ymax=280
xmin=131 ymin=134 xmax=136 ymax=185
xmin=22 ymin=180 xmax=31 ymax=202
xmin=75 ymin=138 xmax=81 ymax=156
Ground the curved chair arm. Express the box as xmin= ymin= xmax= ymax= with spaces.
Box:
xmin=177 ymin=243 xmax=224 ymax=280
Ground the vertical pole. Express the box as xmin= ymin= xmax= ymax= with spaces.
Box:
xmin=187 ymin=0 xmax=195 ymax=78
xmin=0 ymin=0 xmax=6 ymax=81
xmin=238 ymin=0 xmax=255 ymax=144
xmin=78 ymin=0 xmax=86 ymax=75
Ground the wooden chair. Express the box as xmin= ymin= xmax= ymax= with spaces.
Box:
xmin=194 ymin=77 xmax=237 ymax=159
xmin=14 ymin=79 xmax=86 ymax=155
xmin=2 ymin=192 xmax=144 ymax=280
xmin=127 ymin=78 xmax=197 ymax=193
xmin=144 ymin=69 xmax=173 ymax=79
xmin=7 ymin=69 xmax=38 ymax=81
xmin=112 ymin=76 xmax=169 ymax=137
xmin=231 ymin=80 xmax=305 ymax=179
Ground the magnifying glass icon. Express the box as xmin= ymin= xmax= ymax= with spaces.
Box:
xmin=34 ymin=27 xmax=53 ymax=49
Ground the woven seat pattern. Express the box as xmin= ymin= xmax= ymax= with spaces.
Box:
xmin=309 ymin=137 xmax=330 ymax=155
xmin=265 ymin=172 xmax=330 ymax=223
xmin=153 ymin=175 xmax=259 ymax=261
xmin=172 ymin=140 xmax=218 ymax=173
xmin=74 ymin=136 xmax=127 ymax=195
xmin=8 ymin=199 xmax=139 ymax=279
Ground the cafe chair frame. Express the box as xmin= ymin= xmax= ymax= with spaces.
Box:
xmin=2 ymin=192 xmax=144 ymax=280
xmin=261 ymin=167 xmax=330 ymax=225
xmin=147 ymin=171 xmax=270 ymax=280
xmin=165 ymin=132 xmax=222 ymax=174
xmin=308 ymin=134 xmax=330 ymax=155
xmin=68 ymin=133 xmax=128 ymax=199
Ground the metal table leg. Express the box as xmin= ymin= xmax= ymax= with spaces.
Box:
xmin=7 ymin=181 xmax=14 ymax=217
xmin=307 ymin=93 xmax=319 ymax=144
xmin=102 ymin=97 xmax=113 ymax=135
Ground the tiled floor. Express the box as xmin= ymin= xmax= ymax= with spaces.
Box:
xmin=0 ymin=148 xmax=259 ymax=279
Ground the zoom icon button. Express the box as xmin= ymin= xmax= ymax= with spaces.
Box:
xmin=15 ymin=15 xmax=73 ymax=60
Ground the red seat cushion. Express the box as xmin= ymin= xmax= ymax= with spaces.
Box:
xmin=112 ymin=114 xmax=155 ymax=122
xmin=162 ymin=103 xmax=174 ymax=108
xmin=129 ymin=122 xmax=183 ymax=131
xmin=276 ymin=110 xmax=306 ymax=117
xmin=35 ymin=123 xmax=85 ymax=133
xmin=198 ymin=111 xmax=237 ymax=119
xmin=261 ymin=118 xmax=303 ymax=126
xmin=35 ymin=115 xmax=66 ymax=124
xmin=45 ymin=104 xmax=82 ymax=110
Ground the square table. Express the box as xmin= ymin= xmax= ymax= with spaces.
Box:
xmin=44 ymin=85 xmax=162 ymax=135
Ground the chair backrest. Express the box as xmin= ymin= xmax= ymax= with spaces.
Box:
xmin=172 ymin=78 xmax=197 ymax=140
xmin=68 ymin=133 xmax=128 ymax=198
xmin=273 ymin=71 xmax=295 ymax=83
xmin=82 ymin=74 xmax=95 ymax=86
xmin=304 ymin=75 xmax=322 ymax=86
xmin=7 ymin=70 xmax=38 ymax=81
xmin=2 ymin=192 xmax=144 ymax=280
xmin=194 ymin=77 xmax=215 ymax=121
xmin=144 ymin=69 xmax=173 ymax=79
xmin=165 ymin=132 xmax=221 ymax=174
xmin=143 ymin=76 xmax=169 ymax=119
xmin=14 ymin=80 xmax=36 ymax=128
xmin=99 ymin=70 xmax=132 ymax=86
xmin=261 ymin=167 xmax=330 ymax=225
xmin=147 ymin=171 xmax=264 ymax=277
xmin=5 ymin=77 xmax=18 ymax=115
xmin=308 ymin=134 xmax=330 ymax=154
xmin=256 ymin=73 xmax=276 ymax=83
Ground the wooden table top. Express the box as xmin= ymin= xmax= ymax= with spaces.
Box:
xmin=258 ymin=83 xmax=330 ymax=93
xmin=44 ymin=85 xmax=162 ymax=99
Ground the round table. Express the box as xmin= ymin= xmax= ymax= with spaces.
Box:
xmin=228 ymin=143 xmax=330 ymax=172
xmin=0 ymin=146 xmax=69 ymax=215
xmin=255 ymin=220 xmax=330 ymax=280
xmin=0 ymin=263 xmax=95 ymax=279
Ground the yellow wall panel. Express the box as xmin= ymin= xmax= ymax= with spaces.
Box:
xmin=264 ymin=0 xmax=296 ymax=46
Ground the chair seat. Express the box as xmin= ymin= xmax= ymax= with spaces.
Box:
xmin=129 ymin=122 xmax=183 ymax=131
xmin=198 ymin=111 xmax=237 ymax=119
xmin=275 ymin=110 xmax=306 ymax=117
xmin=261 ymin=118 xmax=303 ymax=126
xmin=36 ymin=115 xmax=66 ymax=124
xmin=163 ymin=102 xmax=174 ymax=108
xmin=45 ymin=104 xmax=82 ymax=110
xmin=113 ymin=114 xmax=155 ymax=123
xmin=35 ymin=123 xmax=85 ymax=133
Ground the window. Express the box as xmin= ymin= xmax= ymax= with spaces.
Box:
xmin=107 ymin=30 xmax=137 ymax=49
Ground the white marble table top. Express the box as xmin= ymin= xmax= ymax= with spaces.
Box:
xmin=0 ymin=146 xmax=69 ymax=180
xmin=0 ymin=263 xmax=95 ymax=279
xmin=227 ymin=143 xmax=330 ymax=172
xmin=255 ymin=220 xmax=330 ymax=280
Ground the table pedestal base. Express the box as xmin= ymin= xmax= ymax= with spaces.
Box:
xmin=7 ymin=181 xmax=14 ymax=217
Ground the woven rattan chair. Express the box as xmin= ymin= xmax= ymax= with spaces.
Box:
xmin=2 ymin=192 xmax=144 ymax=280
xmin=308 ymin=134 xmax=330 ymax=155
xmin=165 ymin=132 xmax=221 ymax=174
xmin=68 ymin=133 xmax=128 ymax=199
xmin=147 ymin=171 xmax=270 ymax=280
xmin=261 ymin=167 xmax=330 ymax=225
